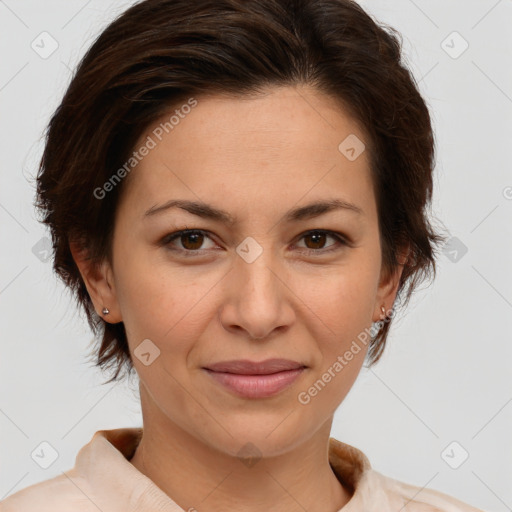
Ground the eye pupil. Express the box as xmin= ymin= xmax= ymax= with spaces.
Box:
xmin=182 ymin=231 xmax=204 ymax=250
xmin=305 ymin=231 xmax=326 ymax=249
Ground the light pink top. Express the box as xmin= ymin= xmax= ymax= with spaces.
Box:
xmin=1 ymin=428 xmax=483 ymax=511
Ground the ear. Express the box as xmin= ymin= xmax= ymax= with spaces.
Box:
xmin=372 ymin=244 xmax=410 ymax=322
xmin=69 ymin=241 xmax=122 ymax=323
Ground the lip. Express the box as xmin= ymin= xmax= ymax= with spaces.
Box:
xmin=203 ymin=358 xmax=307 ymax=398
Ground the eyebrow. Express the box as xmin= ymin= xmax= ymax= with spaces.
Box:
xmin=143 ymin=198 xmax=364 ymax=224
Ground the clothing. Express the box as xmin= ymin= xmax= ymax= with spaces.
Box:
xmin=1 ymin=427 xmax=483 ymax=511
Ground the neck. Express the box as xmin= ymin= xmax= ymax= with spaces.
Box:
xmin=129 ymin=387 xmax=353 ymax=512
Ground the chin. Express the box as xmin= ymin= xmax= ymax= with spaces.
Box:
xmin=197 ymin=418 xmax=313 ymax=460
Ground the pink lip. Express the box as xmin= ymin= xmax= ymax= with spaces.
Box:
xmin=203 ymin=358 xmax=307 ymax=398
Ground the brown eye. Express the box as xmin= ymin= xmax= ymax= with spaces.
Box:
xmin=180 ymin=231 xmax=205 ymax=250
xmin=296 ymin=230 xmax=347 ymax=254
xmin=163 ymin=229 xmax=216 ymax=253
xmin=303 ymin=231 xmax=328 ymax=250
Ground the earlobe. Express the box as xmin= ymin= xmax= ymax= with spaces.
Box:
xmin=373 ymin=244 xmax=409 ymax=322
xmin=69 ymin=241 xmax=121 ymax=323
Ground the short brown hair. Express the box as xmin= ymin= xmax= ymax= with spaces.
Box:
xmin=35 ymin=0 xmax=445 ymax=383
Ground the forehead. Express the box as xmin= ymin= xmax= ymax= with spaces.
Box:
xmin=118 ymin=86 xmax=375 ymax=222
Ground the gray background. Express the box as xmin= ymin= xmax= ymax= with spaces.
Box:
xmin=1 ymin=1 xmax=511 ymax=510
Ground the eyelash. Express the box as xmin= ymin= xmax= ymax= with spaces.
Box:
xmin=160 ymin=228 xmax=349 ymax=257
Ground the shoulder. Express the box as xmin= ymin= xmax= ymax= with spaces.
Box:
xmin=0 ymin=470 xmax=98 ymax=512
xmin=361 ymin=469 xmax=485 ymax=512
xmin=328 ymin=437 xmax=483 ymax=511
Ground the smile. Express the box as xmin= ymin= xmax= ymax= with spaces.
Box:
xmin=203 ymin=367 xmax=306 ymax=398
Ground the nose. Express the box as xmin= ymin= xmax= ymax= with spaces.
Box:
xmin=219 ymin=243 xmax=294 ymax=341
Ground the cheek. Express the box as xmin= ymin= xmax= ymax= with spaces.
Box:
xmin=113 ymin=250 xmax=217 ymax=362
xmin=315 ymin=279 xmax=373 ymax=375
xmin=302 ymin=261 xmax=379 ymax=342
xmin=294 ymin=271 xmax=374 ymax=423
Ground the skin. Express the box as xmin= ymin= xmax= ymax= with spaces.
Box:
xmin=71 ymin=85 xmax=405 ymax=512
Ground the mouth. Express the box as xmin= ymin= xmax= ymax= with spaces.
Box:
xmin=202 ymin=358 xmax=307 ymax=398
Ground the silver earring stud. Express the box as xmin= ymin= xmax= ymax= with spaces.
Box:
xmin=102 ymin=307 xmax=110 ymax=315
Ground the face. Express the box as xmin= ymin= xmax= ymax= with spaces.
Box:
xmin=77 ymin=85 xmax=402 ymax=456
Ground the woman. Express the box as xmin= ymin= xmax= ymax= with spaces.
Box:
xmin=1 ymin=0 xmax=484 ymax=510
